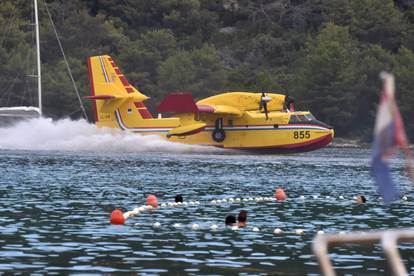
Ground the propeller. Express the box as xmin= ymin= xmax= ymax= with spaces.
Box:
xmin=259 ymin=92 xmax=271 ymax=120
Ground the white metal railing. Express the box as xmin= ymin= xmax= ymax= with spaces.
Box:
xmin=313 ymin=228 xmax=414 ymax=276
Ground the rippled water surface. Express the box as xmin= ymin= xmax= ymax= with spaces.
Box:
xmin=1 ymin=147 xmax=414 ymax=275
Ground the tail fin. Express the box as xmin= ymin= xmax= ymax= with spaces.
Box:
xmin=86 ymin=55 xmax=153 ymax=123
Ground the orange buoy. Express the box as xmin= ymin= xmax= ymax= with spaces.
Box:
xmin=275 ymin=188 xmax=287 ymax=201
xmin=110 ymin=209 xmax=125 ymax=225
xmin=146 ymin=194 xmax=158 ymax=208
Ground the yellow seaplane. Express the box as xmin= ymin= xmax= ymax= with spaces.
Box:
xmin=85 ymin=55 xmax=334 ymax=153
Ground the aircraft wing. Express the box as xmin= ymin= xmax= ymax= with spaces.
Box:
xmin=202 ymin=104 xmax=242 ymax=116
xmin=157 ymin=93 xmax=243 ymax=116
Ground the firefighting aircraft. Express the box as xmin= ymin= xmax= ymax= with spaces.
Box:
xmin=84 ymin=55 xmax=334 ymax=153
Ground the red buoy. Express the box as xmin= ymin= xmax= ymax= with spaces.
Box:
xmin=146 ymin=194 xmax=158 ymax=208
xmin=110 ymin=209 xmax=125 ymax=225
xmin=275 ymin=188 xmax=287 ymax=201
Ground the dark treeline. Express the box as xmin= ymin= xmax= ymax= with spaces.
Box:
xmin=1 ymin=0 xmax=414 ymax=140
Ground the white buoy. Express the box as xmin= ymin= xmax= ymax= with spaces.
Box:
xmin=153 ymin=222 xmax=161 ymax=228
xmin=231 ymin=225 xmax=239 ymax=231
xmin=173 ymin=223 xmax=181 ymax=228
xmin=248 ymin=197 xmax=254 ymax=201
xmin=177 ymin=202 xmax=182 ymax=205
xmin=172 ymin=202 xmax=178 ymax=207
xmin=183 ymin=202 xmax=188 ymax=206
xmin=130 ymin=209 xmax=140 ymax=216
xmin=123 ymin=211 xmax=131 ymax=219
xmin=235 ymin=198 xmax=241 ymax=202
xmin=217 ymin=199 xmax=222 ymax=204
xmin=160 ymin=203 xmax=166 ymax=207
xmin=229 ymin=198 xmax=234 ymax=202
xmin=191 ymin=223 xmax=199 ymax=230
xmin=273 ymin=228 xmax=282 ymax=234
xmin=211 ymin=200 xmax=217 ymax=204
xmin=210 ymin=224 xmax=218 ymax=230
xmin=243 ymin=198 xmax=248 ymax=202
xmin=296 ymin=229 xmax=304 ymax=235
xmin=313 ymin=195 xmax=318 ymax=199
xmin=252 ymin=227 xmax=260 ymax=232
xmin=317 ymin=230 xmax=325 ymax=235
xmin=339 ymin=195 xmax=344 ymax=199
xmin=189 ymin=201 xmax=195 ymax=205
xmin=300 ymin=195 xmax=305 ymax=199
xmin=326 ymin=196 xmax=330 ymax=199
xmin=195 ymin=201 xmax=200 ymax=205
xmin=339 ymin=231 xmax=346 ymax=235
xmin=402 ymin=196 xmax=408 ymax=201
xmin=167 ymin=202 xmax=173 ymax=207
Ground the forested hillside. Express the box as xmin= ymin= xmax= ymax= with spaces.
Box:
xmin=1 ymin=0 xmax=414 ymax=140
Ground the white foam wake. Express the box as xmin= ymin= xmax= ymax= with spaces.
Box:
xmin=0 ymin=117 xmax=222 ymax=154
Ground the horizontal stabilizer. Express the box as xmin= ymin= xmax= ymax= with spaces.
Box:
xmin=167 ymin=123 xmax=206 ymax=137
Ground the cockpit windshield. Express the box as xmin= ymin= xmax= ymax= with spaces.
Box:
xmin=288 ymin=113 xmax=332 ymax=129
xmin=289 ymin=114 xmax=314 ymax=123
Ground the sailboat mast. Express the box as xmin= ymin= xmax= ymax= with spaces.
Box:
xmin=34 ymin=0 xmax=42 ymax=115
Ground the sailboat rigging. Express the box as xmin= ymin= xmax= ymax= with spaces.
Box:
xmin=0 ymin=0 xmax=88 ymax=125
xmin=0 ymin=0 xmax=42 ymax=124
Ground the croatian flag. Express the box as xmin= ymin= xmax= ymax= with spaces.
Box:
xmin=371 ymin=72 xmax=411 ymax=203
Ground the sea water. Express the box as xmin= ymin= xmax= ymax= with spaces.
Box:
xmin=0 ymin=118 xmax=413 ymax=275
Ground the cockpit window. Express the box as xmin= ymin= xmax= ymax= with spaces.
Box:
xmin=289 ymin=114 xmax=313 ymax=123
xmin=305 ymin=113 xmax=315 ymax=121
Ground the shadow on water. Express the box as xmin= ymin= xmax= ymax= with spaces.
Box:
xmin=0 ymin=147 xmax=413 ymax=274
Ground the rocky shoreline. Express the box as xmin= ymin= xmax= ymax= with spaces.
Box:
xmin=330 ymin=138 xmax=414 ymax=149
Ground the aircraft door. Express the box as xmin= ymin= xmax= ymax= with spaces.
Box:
xmin=212 ymin=118 xmax=226 ymax=142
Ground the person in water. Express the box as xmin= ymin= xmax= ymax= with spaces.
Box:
xmin=225 ymin=214 xmax=236 ymax=226
xmin=175 ymin=194 xmax=183 ymax=203
xmin=356 ymin=195 xmax=366 ymax=204
xmin=237 ymin=210 xmax=247 ymax=227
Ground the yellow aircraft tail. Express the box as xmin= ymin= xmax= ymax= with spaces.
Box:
xmin=86 ymin=55 xmax=153 ymax=123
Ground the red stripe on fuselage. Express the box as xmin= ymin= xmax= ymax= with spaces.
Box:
xmin=87 ymin=58 xmax=98 ymax=122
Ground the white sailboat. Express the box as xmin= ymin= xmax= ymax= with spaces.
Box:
xmin=0 ymin=0 xmax=42 ymax=125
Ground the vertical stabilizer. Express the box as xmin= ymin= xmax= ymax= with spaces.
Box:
xmin=86 ymin=55 xmax=153 ymax=124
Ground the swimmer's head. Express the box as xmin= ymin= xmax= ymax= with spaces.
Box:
xmin=175 ymin=194 xmax=183 ymax=203
xmin=237 ymin=210 xmax=247 ymax=223
xmin=225 ymin=214 xmax=236 ymax=226
xmin=356 ymin=195 xmax=366 ymax=204
xmin=237 ymin=210 xmax=248 ymax=227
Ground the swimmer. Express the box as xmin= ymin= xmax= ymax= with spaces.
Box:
xmin=355 ymin=195 xmax=366 ymax=204
xmin=225 ymin=214 xmax=236 ymax=226
xmin=175 ymin=194 xmax=183 ymax=203
xmin=237 ymin=210 xmax=248 ymax=227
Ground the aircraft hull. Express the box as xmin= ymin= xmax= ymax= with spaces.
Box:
xmin=109 ymin=112 xmax=334 ymax=153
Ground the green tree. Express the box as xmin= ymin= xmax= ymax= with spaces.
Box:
xmin=394 ymin=47 xmax=414 ymax=141
xmin=292 ymin=23 xmax=363 ymax=136
xmin=158 ymin=44 xmax=226 ymax=99
xmin=350 ymin=0 xmax=405 ymax=51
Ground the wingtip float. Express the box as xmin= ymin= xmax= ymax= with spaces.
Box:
xmin=85 ymin=55 xmax=334 ymax=153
